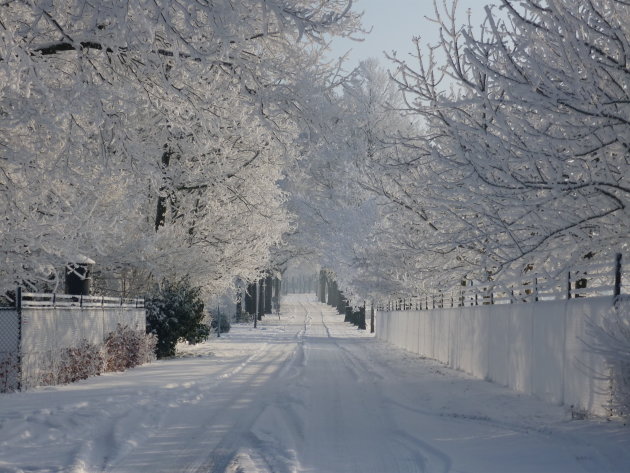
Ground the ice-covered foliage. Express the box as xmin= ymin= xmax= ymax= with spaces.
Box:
xmin=286 ymin=0 xmax=629 ymax=305
xmin=145 ymin=278 xmax=209 ymax=358
xmin=0 ymin=0 xmax=361 ymax=295
xmin=371 ymin=0 xmax=630 ymax=291
xmin=281 ymin=59 xmax=415 ymax=303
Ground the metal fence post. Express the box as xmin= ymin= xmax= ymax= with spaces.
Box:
xmin=16 ymin=287 xmax=22 ymax=391
xmin=614 ymin=253 xmax=622 ymax=299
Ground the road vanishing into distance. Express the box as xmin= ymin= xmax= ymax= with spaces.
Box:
xmin=1 ymin=294 xmax=628 ymax=473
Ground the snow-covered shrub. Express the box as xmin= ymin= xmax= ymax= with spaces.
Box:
xmin=146 ymin=278 xmax=209 ymax=358
xmin=104 ymin=324 xmax=156 ymax=372
xmin=210 ymin=315 xmax=231 ymax=334
xmin=57 ymin=340 xmax=104 ymax=384
xmin=588 ymin=297 xmax=630 ymax=417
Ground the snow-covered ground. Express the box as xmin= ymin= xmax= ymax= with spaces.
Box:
xmin=0 ymin=294 xmax=628 ymax=473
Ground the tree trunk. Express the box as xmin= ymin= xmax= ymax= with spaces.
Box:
xmin=358 ymin=304 xmax=366 ymax=330
xmin=245 ymin=283 xmax=257 ymax=315
xmin=264 ymin=275 xmax=273 ymax=314
xmin=155 ymin=149 xmax=172 ymax=231
xmin=319 ymin=270 xmax=327 ymax=303
xmin=257 ymin=278 xmax=264 ymax=321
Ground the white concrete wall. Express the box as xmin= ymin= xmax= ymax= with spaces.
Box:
xmin=376 ymin=297 xmax=612 ymax=416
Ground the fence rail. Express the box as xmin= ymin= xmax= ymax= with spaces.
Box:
xmin=379 ymin=253 xmax=626 ymax=311
xmin=17 ymin=290 xmax=144 ymax=309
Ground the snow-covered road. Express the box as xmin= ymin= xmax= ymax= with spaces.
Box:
xmin=1 ymin=294 xmax=628 ymax=473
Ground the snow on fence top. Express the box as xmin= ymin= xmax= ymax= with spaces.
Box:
xmin=381 ymin=253 xmax=626 ymax=311
xmin=18 ymin=291 xmax=144 ymax=309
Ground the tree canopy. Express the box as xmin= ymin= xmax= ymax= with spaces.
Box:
xmin=1 ymin=0 xmax=627 ymax=303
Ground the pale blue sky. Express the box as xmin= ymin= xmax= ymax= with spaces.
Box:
xmin=327 ymin=0 xmax=494 ymax=70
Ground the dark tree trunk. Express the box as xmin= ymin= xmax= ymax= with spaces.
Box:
xmin=257 ymin=278 xmax=264 ymax=320
xmin=319 ymin=270 xmax=327 ymax=303
xmin=273 ymin=278 xmax=281 ymax=300
xmin=337 ymin=292 xmax=346 ymax=315
xmin=245 ymin=283 xmax=257 ymax=315
xmin=155 ymin=149 xmax=172 ymax=231
xmin=357 ymin=304 xmax=366 ymax=330
xmin=264 ymin=275 xmax=273 ymax=314
xmin=327 ymin=280 xmax=338 ymax=307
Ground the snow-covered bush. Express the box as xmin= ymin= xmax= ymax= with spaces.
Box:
xmin=588 ymin=297 xmax=630 ymax=417
xmin=210 ymin=315 xmax=231 ymax=334
xmin=146 ymin=279 xmax=209 ymax=358
xmin=56 ymin=340 xmax=104 ymax=384
xmin=36 ymin=328 xmax=155 ymax=387
xmin=104 ymin=324 xmax=156 ymax=372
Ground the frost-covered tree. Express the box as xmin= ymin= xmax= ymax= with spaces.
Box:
xmin=0 ymin=0 xmax=361 ymax=294
xmin=281 ymin=59 xmax=417 ymax=303
xmin=380 ymin=0 xmax=630 ymax=289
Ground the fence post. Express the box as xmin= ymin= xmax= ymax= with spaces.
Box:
xmin=370 ymin=302 xmax=375 ymax=333
xmin=567 ymin=271 xmax=572 ymax=300
xmin=534 ymin=278 xmax=539 ymax=302
xmin=15 ymin=287 xmax=22 ymax=391
xmin=217 ymin=305 xmax=221 ymax=338
xmin=614 ymin=253 xmax=622 ymax=299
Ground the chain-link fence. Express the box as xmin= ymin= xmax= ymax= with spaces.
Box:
xmin=0 ymin=308 xmax=20 ymax=392
xmin=1 ymin=292 xmax=145 ymax=392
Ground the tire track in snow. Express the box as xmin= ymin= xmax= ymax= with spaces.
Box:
xmin=292 ymin=299 xmax=451 ymax=473
xmin=88 ymin=342 xmax=277 ymax=472
xmin=190 ymin=308 xmax=312 ymax=473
